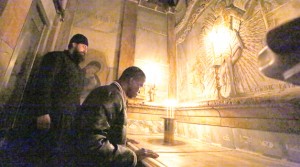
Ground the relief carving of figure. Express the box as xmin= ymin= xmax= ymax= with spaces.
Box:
xmin=80 ymin=61 xmax=102 ymax=104
xmin=212 ymin=0 xmax=246 ymax=98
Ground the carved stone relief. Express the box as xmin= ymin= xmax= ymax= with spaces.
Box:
xmin=176 ymin=0 xmax=299 ymax=101
xmin=176 ymin=0 xmax=213 ymax=45
xmin=264 ymin=0 xmax=300 ymax=30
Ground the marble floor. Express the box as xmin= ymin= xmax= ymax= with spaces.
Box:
xmin=127 ymin=134 xmax=300 ymax=167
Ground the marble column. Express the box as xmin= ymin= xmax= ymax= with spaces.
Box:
xmin=117 ymin=0 xmax=138 ymax=77
xmin=167 ymin=8 xmax=177 ymax=99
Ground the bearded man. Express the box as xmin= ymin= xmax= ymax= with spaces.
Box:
xmin=29 ymin=34 xmax=88 ymax=162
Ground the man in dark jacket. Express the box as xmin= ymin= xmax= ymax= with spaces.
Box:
xmin=75 ymin=66 xmax=159 ymax=166
xmin=31 ymin=34 xmax=88 ymax=160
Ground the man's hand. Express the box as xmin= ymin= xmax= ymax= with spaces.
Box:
xmin=37 ymin=114 xmax=51 ymax=129
xmin=135 ymin=148 xmax=159 ymax=161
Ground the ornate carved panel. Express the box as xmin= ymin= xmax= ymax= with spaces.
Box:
xmin=176 ymin=0 xmax=300 ymax=101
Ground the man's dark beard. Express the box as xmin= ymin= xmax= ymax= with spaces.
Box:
xmin=72 ymin=50 xmax=85 ymax=64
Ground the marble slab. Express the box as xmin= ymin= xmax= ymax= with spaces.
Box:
xmin=127 ymin=134 xmax=300 ymax=167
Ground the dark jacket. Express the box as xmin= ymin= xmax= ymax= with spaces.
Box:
xmin=32 ymin=50 xmax=84 ymax=143
xmin=75 ymin=83 xmax=136 ymax=166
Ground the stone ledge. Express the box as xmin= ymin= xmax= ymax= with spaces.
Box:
xmin=176 ymin=123 xmax=300 ymax=163
xmin=127 ymin=142 xmax=166 ymax=167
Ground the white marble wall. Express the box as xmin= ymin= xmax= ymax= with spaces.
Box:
xmin=134 ymin=7 xmax=169 ymax=102
xmin=70 ymin=0 xmax=123 ymax=84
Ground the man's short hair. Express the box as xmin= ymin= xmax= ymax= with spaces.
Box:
xmin=119 ymin=66 xmax=146 ymax=81
xmin=68 ymin=34 xmax=88 ymax=49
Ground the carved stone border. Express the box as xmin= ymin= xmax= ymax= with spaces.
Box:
xmin=175 ymin=0 xmax=213 ymax=44
xmin=129 ymin=94 xmax=300 ymax=109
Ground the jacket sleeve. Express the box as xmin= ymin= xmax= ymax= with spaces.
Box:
xmin=89 ymin=135 xmax=137 ymax=166
xmin=32 ymin=52 xmax=62 ymax=116
xmin=86 ymin=102 xmax=117 ymax=157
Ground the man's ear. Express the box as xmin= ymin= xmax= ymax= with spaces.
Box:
xmin=129 ymin=77 xmax=134 ymax=85
xmin=72 ymin=42 xmax=77 ymax=48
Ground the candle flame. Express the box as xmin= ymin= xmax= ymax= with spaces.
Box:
xmin=164 ymin=99 xmax=177 ymax=118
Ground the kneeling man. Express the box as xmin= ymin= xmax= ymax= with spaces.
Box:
xmin=75 ymin=66 xmax=158 ymax=166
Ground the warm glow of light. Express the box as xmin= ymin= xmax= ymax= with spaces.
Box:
xmin=207 ymin=26 xmax=231 ymax=56
xmin=164 ymin=99 xmax=177 ymax=118
xmin=164 ymin=99 xmax=177 ymax=107
xmin=141 ymin=63 xmax=161 ymax=86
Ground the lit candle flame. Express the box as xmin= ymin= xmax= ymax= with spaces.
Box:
xmin=164 ymin=99 xmax=177 ymax=118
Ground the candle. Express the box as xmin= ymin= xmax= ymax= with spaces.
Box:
xmin=167 ymin=105 xmax=169 ymax=118
xmin=165 ymin=99 xmax=177 ymax=118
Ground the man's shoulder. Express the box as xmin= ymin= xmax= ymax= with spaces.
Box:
xmin=88 ymin=84 xmax=120 ymax=100
xmin=44 ymin=50 xmax=67 ymax=58
xmin=42 ymin=51 xmax=68 ymax=61
xmin=46 ymin=50 xmax=66 ymax=55
xmin=82 ymin=85 xmax=118 ymax=106
xmin=92 ymin=84 xmax=117 ymax=94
